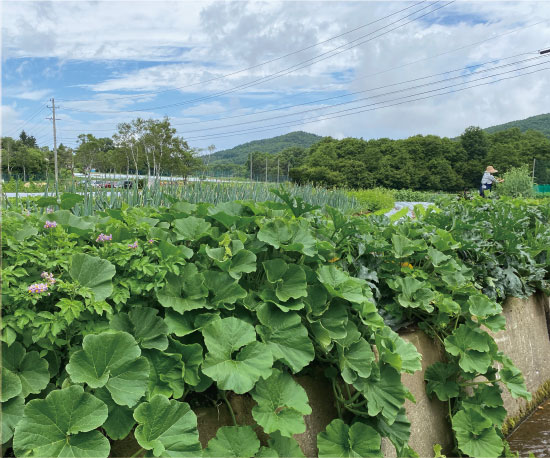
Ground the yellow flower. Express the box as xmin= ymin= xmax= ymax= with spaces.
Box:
xmin=328 ymin=257 xmax=340 ymax=263
xmin=401 ymin=262 xmax=413 ymax=270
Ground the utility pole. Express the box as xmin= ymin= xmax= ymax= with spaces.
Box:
xmin=533 ymin=158 xmax=536 ymax=182
xmin=250 ymin=153 xmax=253 ymax=181
xmin=265 ymin=157 xmax=268 ymax=182
xmin=277 ymin=157 xmax=280 ymax=184
xmin=47 ymin=98 xmax=59 ymax=189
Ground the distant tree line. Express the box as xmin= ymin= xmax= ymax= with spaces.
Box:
xmin=289 ymin=127 xmax=550 ymax=190
xmin=1 ymin=117 xmax=202 ymax=180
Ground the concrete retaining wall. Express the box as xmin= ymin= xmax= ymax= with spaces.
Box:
xmin=491 ymin=293 xmax=550 ymax=418
xmin=110 ymin=293 xmax=550 ymax=458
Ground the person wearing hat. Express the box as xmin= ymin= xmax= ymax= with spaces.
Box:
xmin=479 ymin=166 xmax=503 ymax=197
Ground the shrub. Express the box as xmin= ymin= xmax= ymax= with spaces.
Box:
xmin=495 ymin=165 xmax=535 ymax=198
xmin=347 ymin=187 xmax=395 ymax=212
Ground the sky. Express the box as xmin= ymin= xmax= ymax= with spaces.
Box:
xmin=1 ymin=0 xmax=550 ymax=154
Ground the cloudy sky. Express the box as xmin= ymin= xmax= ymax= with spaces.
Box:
xmin=2 ymin=0 xmax=550 ymax=153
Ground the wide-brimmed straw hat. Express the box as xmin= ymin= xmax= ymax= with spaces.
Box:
xmin=486 ymin=166 xmax=498 ymax=173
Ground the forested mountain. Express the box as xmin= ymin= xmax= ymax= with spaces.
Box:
xmin=484 ymin=113 xmax=550 ymax=138
xmin=204 ymin=131 xmax=322 ymax=165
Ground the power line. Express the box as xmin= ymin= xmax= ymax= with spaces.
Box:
xmin=56 ymin=22 xmax=548 ymax=132
xmin=174 ymin=56 xmax=549 ymax=135
xmin=7 ymin=105 xmax=48 ymax=138
xmin=56 ymin=1 xmax=427 ymax=103
xmin=181 ymin=65 xmax=550 ymax=142
xmin=59 ymin=51 xmax=544 ymax=133
xmin=61 ymin=1 xmax=453 ymax=114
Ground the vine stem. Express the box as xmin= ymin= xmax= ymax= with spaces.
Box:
xmin=130 ymin=447 xmax=145 ymax=457
xmin=221 ymin=390 xmax=238 ymax=426
xmin=331 ymin=379 xmax=343 ymax=419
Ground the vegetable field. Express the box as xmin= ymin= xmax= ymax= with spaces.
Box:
xmin=2 ymin=191 xmax=550 ymax=457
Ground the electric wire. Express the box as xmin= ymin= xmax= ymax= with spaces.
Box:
xmin=180 ymin=65 xmax=550 ymax=141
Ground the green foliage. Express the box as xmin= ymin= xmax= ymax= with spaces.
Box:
xmin=2 ymin=195 xmax=549 ymax=457
xmin=495 ymin=165 xmax=535 ymax=198
xmin=206 ymin=131 xmax=321 ymax=165
xmin=347 ymin=188 xmax=395 ymax=212
xmin=484 ymin=113 xmax=550 ymax=138
xmin=289 ymin=127 xmax=550 ymax=191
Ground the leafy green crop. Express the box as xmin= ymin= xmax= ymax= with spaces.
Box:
xmin=2 ymin=194 xmax=548 ymax=457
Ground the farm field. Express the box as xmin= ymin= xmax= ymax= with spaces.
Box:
xmin=2 ymin=190 xmax=550 ymax=457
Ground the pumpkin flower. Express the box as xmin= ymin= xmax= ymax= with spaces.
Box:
xmin=401 ymin=262 xmax=414 ymax=270
xmin=44 ymin=221 xmax=57 ymax=229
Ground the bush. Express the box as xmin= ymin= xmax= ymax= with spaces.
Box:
xmin=347 ymin=187 xmax=395 ymax=212
xmin=495 ymin=165 xmax=535 ymax=198
xmin=392 ymin=189 xmax=450 ymax=202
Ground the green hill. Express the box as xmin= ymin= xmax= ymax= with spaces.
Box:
xmin=484 ymin=113 xmax=550 ymax=138
xmin=204 ymin=131 xmax=322 ymax=165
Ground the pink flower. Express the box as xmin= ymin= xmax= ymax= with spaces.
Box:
xmin=96 ymin=233 xmax=113 ymax=242
xmin=44 ymin=221 xmax=57 ymax=229
xmin=128 ymin=241 xmax=138 ymax=249
xmin=28 ymin=283 xmax=49 ymax=294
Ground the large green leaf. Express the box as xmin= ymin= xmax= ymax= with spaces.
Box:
xmin=203 ymin=426 xmax=261 ymax=457
xmin=13 ymin=385 xmax=110 ymax=458
xmin=60 ymin=192 xmax=84 ymax=210
xmin=110 ymin=307 xmax=169 ymax=350
xmin=69 ymin=253 xmax=116 ymax=302
xmin=166 ymin=338 xmax=203 ymax=386
xmin=263 ymin=259 xmax=308 ymax=302
xmin=66 ymin=331 xmax=148 ymax=407
xmin=134 ymin=395 xmax=201 ymax=457
xmin=251 ymin=369 xmax=311 ymax=437
xmin=256 ymin=303 xmax=314 ymax=373
xmin=498 ymin=356 xmax=532 ymax=400
xmin=2 ymin=342 xmax=49 ymax=398
xmin=353 ymin=365 xmax=407 ymax=426
xmin=317 ymin=419 xmax=382 ymax=457
xmin=2 ymin=395 xmax=24 ymax=444
xmin=391 ymin=234 xmax=426 ymax=258
xmin=173 ymin=216 xmax=212 ymax=241
xmin=375 ymin=327 xmax=422 ymax=374
xmin=203 ymin=271 xmax=247 ymax=307
xmin=265 ymin=432 xmax=305 ymax=458
xmin=425 ymin=362 xmax=459 ymax=401
xmin=202 ymin=317 xmax=273 ymax=393
xmin=468 ymin=295 xmax=502 ymax=318
xmin=1 ymin=367 xmax=22 ymax=402
xmin=452 ymin=408 xmax=504 ymax=458
xmin=375 ymin=408 xmax=411 ymax=453
xmin=94 ymin=388 xmax=135 ymax=441
xmin=142 ymin=348 xmax=185 ymax=400
xmin=444 ymin=324 xmax=494 ymax=374
xmin=317 ymin=265 xmax=366 ymax=303
xmin=338 ymin=338 xmax=375 ymax=384
xmin=156 ymin=265 xmax=209 ymax=312
xmin=257 ymin=219 xmax=316 ymax=256
xmin=208 ymin=246 xmax=257 ymax=279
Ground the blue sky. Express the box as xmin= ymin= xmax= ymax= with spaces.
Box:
xmin=2 ymin=1 xmax=550 ymax=154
